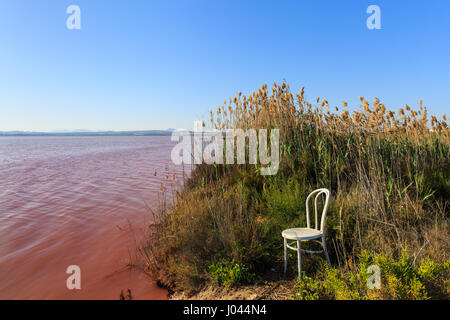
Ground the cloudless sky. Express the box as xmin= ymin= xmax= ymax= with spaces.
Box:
xmin=0 ymin=0 xmax=449 ymax=131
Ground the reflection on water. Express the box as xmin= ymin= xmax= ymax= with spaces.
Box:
xmin=0 ymin=136 xmax=185 ymax=299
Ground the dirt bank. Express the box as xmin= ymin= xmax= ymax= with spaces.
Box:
xmin=169 ymin=279 xmax=295 ymax=300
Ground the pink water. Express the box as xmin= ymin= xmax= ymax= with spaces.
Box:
xmin=0 ymin=136 xmax=185 ymax=299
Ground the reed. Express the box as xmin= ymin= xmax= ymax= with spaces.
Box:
xmin=145 ymin=82 xmax=449 ymax=299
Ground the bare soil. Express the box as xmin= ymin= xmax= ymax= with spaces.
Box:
xmin=170 ymin=278 xmax=295 ymax=300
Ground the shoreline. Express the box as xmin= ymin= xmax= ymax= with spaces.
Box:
xmin=168 ymin=280 xmax=294 ymax=300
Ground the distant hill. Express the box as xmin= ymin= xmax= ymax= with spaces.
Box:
xmin=50 ymin=129 xmax=94 ymax=133
xmin=0 ymin=130 xmax=173 ymax=136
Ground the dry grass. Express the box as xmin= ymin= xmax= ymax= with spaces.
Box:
xmin=144 ymin=82 xmax=449 ymax=299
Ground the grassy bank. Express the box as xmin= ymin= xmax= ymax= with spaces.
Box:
xmin=144 ymin=82 xmax=449 ymax=299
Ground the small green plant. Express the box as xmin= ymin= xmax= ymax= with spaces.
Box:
xmin=291 ymin=272 xmax=321 ymax=300
xmin=208 ymin=259 xmax=254 ymax=287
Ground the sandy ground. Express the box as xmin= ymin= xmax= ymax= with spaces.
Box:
xmin=170 ymin=279 xmax=295 ymax=300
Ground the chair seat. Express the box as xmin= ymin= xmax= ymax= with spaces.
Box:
xmin=282 ymin=227 xmax=323 ymax=240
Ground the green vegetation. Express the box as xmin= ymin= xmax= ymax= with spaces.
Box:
xmin=208 ymin=259 xmax=254 ymax=287
xmin=292 ymin=250 xmax=449 ymax=300
xmin=145 ymin=82 xmax=449 ymax=299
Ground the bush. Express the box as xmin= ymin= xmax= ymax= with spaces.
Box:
xmin=208 ymin=259 xmax=254 ymax=287
xmin=291 ymin=251 xmax=449 ymax=300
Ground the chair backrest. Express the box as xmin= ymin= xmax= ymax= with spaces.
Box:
xmin=305 ymin=188 xmax=330 ymax=231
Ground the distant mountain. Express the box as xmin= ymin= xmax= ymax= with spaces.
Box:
xmin=51 ymin=129 xmax=94 ymax=133
xmin=0 ymin=130 xmax=173 ymax=136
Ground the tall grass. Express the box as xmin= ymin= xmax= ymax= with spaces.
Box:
xmin=144 ymin=82 xmax=449 ymax=298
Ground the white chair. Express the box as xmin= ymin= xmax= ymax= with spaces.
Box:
xmin=282 ymin=188 xmax=331 ymax=277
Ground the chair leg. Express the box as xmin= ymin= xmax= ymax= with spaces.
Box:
xmin=283 ymin=237 xmax=287 ymax=273
xmin=297 ymin=240 xmax=302 ymax=278
xmin=322 ymin=236 xmax=331 ymax=267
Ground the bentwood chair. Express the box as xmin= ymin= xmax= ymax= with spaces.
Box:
xmin=282 ymin=188 xmax=331 ymax=277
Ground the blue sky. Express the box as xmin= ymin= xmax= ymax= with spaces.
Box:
xmin=0 ymin=0 xmax=448 ymax=131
